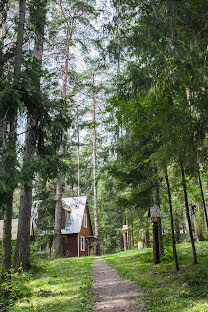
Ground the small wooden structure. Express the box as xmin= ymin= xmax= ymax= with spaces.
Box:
xmin=61 ymin=196 xmax=94 ymax=257
xmin=149 ymin=206 xmax=161 ymax=264
xmin=0 ymin=219 xmax=35 ymax=241
xmin=122 ymin=225 xmax=128 ymax=251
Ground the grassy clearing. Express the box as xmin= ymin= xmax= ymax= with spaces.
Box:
xmin=102 ymin=241 xmax=208 ymax=312
xmin=1 ymin=255 xmax=95 ymax=312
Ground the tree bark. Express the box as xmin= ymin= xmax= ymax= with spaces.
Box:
xmin=180 ymin=161 xmax=197 ymax=264
xmin=14 ymin=0 xmax=26 ymax=73
xmin=1 ymin=0 xmax=26 ymax=277
xmin=165 ymin=167 xmax=179 ymax=271
xmin=152 ymin=222 xmax=160 ymax=264
xmin=155 ymin=178 xmax=164 ymax=255
xmin=0 ymin=0 xmax=9 ymax=76
xmin=14 ymin=117 xmax=35 ymax=270
xmin=198 ymin=171 xmax=208 ymax=231
xmin=54 ymin=3 xmax=74 ymax=257
xmin=144 ymin=229 xmax=150 ymax=248
xmin=92 ymin=72 xmax=100 ymax=255
xmin=77 ymin=121 xmax=80 ymax=197
xmin=1 ymin=195 xmax=13 ymax=277
xmin=14 ymin=0 xmax=47 ymax=270
xmin=54 ymin=165 xmax=63 ymax=258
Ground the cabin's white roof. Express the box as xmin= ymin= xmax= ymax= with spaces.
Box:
xmin=61 ymin=196 xmax=87 ymax=234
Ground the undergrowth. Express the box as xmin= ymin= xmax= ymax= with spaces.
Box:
xmin=0 ymin=254 xmax=94 ymax=312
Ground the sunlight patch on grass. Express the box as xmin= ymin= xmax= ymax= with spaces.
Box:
xmin=7 ymin=256 xmax=95 ymax=312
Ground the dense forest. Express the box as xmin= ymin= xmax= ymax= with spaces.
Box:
xmin=0 ymin=0 xmax=208 ymax=288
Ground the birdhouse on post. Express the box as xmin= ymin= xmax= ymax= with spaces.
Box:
xmin=149 ymin=206 xmax=161 ymax=223
xmin=122 ymin=225 xmax=128 ymax=251
xmin=149 ymin=206 xmax=161 ymax=264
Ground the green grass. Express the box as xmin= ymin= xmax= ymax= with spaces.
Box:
xmin=102 ymin=241 xmax=208 ymax=312
xmin=1 ymin=241 xmax=208 ymax=312
xmin=1 ymin=256 xmax=95 ymax=312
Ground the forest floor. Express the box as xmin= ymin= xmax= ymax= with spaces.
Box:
xmin=92 ymin=258 xmax=144 ymax=312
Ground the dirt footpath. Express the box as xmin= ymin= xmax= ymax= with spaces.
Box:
xmin=92 ymin=258 xmax=144 ymax=312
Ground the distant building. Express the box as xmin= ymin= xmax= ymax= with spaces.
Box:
xmin=61 ymin=196 xmax=94 ymax=257
xmin=0 ymin=219 xmax=35 ymax=241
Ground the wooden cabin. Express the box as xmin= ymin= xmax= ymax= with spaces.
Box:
xmin=61 ymin=196 xmax=94 ymax=257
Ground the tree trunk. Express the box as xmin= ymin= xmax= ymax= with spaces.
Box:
xmin=14 ymin=0 xmax=47 ymax=270
xmin=0 ymin=0 xmax=9 ymax=76
xmin=77 ymin=121 xmax=80 ymax=197
xmin=119 ymin=212 xmax=123 ymax=250
xmin=198 ymin=171 xmax=208 ymax=231
xmin=1 ymin=195 xmax=13 ymax=277
xmin=54 ymin=168 xmax=63 ymax=258
xmin=92 ymin=72 xmax=100 ymax=255
xmin=14 ymin=117 xmax=35 ymax=270
xmin=165 ymin=167 xmax=179 ymax=271
xmin=1 ymin=0 xmax=27 ymax=276
xmin=53 ymin=7 xmax=74 ymax=256
xmin=152 ymin=222 xmax=160 ymax=264
xmin=175 ymin=216 xmax=181 ymax=242
xmin=155 ymin=178 xmax=164 ymax=255
xmin=144 ymin=229 xmax=150 ymax=248
xmin=14 ymin=0 xmax=26 ymax=73
xmin=131 ymin=219 xmax=134 ymax=248
xmin=180 ymin=161 xmax=197 ymax=264
xmin=123 ymin=231 xmax=128 ymax=251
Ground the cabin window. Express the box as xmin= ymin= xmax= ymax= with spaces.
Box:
xmin=81 ymin=236 xmax=85 ymax=251
xmin=83 ymin=213 xmax=87 ymax=228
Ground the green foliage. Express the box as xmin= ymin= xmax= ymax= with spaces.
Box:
xmin=6 ymin=256 xmax=95 ymax=312
xmin=0 ymin=270 xmax=32 ymax=311
xmin=160 ymin=232 xmax=173 ymax=262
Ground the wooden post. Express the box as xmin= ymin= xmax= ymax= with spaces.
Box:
xmin=122 ymin=225 xmax=128 ymax=251
xmin=152 ymin=222 xmax=160 ymax=264
xmin=149 ymin=206 xmax=161 ymax=264
xmin=123 ymin=231 xmax=128 ymax=251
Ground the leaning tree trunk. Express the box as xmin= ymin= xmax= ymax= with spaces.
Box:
xmin=14 ymin=0 xmax=47 ymax=271
xmin=180 ymin=161 xmax=197 ymax=264
xmin=165 ymin=167 xmax=179 ymax=271
xmin=92 ymin=72 xmax=100 ymax=256
xmin=1 ymin=0 xmax=26 ymax=278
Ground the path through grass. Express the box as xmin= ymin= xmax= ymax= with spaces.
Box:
xmin=103 ymin=242 xmax=208 ymax=312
